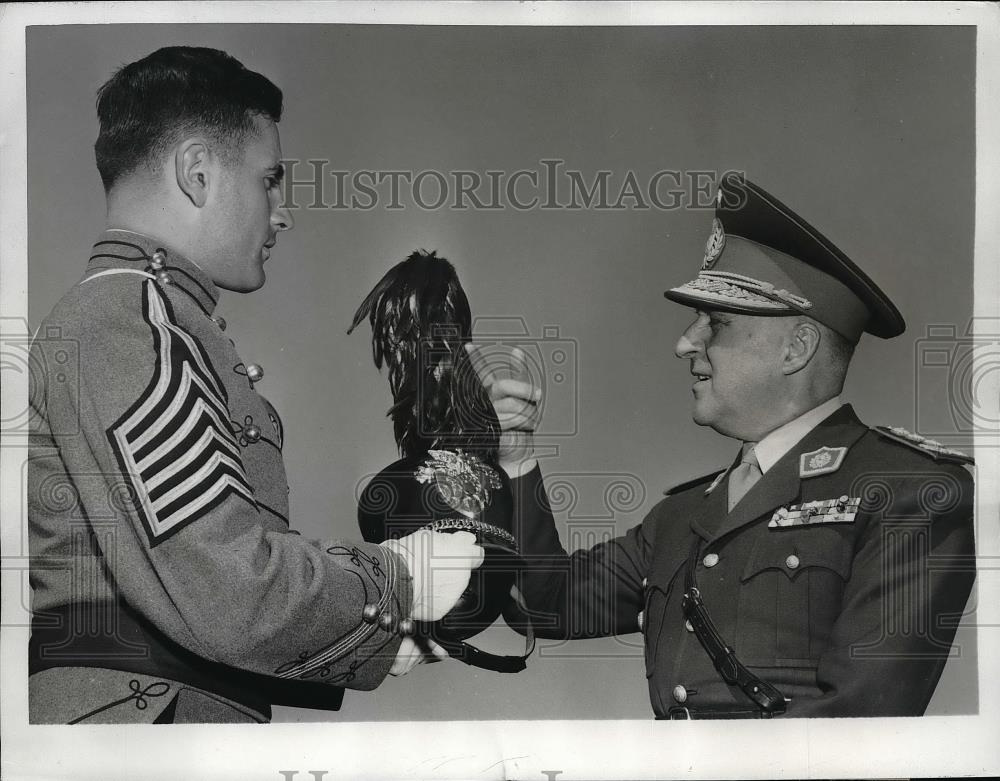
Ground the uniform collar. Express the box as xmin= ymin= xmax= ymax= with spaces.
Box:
xmin=88 ymin=229 xmax=220 ymax=315
xmin=752 ymin=396 xmax=844 ymax=474
xmin=691 ymin=403 xmax=867 ymax=542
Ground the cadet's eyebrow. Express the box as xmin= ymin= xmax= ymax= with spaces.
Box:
xmin=267 ymin=163 xmax=285 ymax=183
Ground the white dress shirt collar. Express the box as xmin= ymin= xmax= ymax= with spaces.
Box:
xmin=752 ymin=396 xmax=844 ymax=475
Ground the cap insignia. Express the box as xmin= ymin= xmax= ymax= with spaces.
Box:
xmin=702 ymin=218 xmax=726 ymax=270
xmin=799 ymin=446 xmax=848 ymax=478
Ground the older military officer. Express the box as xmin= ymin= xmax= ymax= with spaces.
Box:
xmin=509 ymin=173 xmax=976 ymax=718
xmin=27 ymin=46 xmax=494 ymax=724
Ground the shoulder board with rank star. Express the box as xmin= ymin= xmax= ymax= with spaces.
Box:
xmin=799 ymin=445 xmax=848 ymax=478
xmin=874 ymin=425 xmax=975 ymax=465
xmin=663 ymin=469 xmax=725 ymax=496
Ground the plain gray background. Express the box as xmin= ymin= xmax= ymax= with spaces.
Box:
xmin=27 ymin=24 xmax=976 ymax=720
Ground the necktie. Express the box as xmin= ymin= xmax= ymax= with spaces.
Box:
xmin=728 ymin=443 xmax=762 ymax=512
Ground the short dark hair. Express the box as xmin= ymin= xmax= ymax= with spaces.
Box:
xmin=94 ymin=46 xmax=282 ymax=191
xmin=825 ymin=325 xmax=856 ymax=389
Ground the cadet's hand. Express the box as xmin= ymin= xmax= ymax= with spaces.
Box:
xmin=465 ymin=344 xmax=542 ymax=477
xmin=389 ymin=635 xmax=449 ymax=676
xmin=382 ymin=530 xmax=484 ymax=622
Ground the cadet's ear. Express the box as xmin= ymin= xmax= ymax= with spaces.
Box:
xmin=783 ymin=319 xmax=821 ymax=375
xmin=174 ymin=139 xmax=210 ymax=208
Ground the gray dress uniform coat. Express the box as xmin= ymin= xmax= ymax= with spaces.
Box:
xmin=28 ymin=231 xmax=413 ymax=723
xmin=512 ymin=404 xmax=975 ymax=717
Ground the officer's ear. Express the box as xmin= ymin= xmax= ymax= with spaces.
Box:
xmin=783 ymin=319 xmax=821 ymax=375
xmin=174 ymin=139 xmax=211 ymax=208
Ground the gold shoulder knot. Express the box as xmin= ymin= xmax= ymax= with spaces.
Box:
xmin=874 ymin=426 xmax=974 ymax=465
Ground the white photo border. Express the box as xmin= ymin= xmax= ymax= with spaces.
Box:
xmin=2 ymin=3 xmax=998 ymax=779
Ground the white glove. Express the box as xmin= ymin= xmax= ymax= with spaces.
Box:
xmin=389 ymin=636 xmax=449 ymax=676
xmin=381 ymin=529 xmax=484 ymax=622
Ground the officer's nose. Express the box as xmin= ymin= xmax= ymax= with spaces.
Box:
xmin=675 ymin=320 xmax=701 ymax=359
xmin=272 ymin=203 xmax=294 ymax=233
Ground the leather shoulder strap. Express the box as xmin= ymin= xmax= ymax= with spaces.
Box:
xmin=682 ymin=540 xmax=787 ymax=715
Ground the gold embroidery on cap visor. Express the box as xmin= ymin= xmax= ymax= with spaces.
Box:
xmin=677 ymin=270 xmax=813 ymax=310
xmin=667 ymin=232 xmax=872 ymax=341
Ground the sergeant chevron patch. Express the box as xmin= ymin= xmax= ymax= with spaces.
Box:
xmin=108 ymin=282 xmax=255 ymax=546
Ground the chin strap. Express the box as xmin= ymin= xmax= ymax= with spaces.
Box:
xmin=425 ymin=584 xmax=536 ymax=674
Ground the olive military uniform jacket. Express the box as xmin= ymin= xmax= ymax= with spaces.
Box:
xmin=512 ymin=404 xmax=975 ymax=718
xmin=28 ymin=231 xmax=412 ymax=723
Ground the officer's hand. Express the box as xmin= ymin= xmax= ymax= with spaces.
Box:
xmin=382 ymin=530 xmax=484 ymax=622
xmin=465 ymin=344 xmax=542 ymax=477
xmin=389 ymin=636 xmax=449 ymax=676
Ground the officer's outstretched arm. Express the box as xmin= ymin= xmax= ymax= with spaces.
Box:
xmin=509 ymin=465 xmax=653 ymax=639
xmin=483 ymin=364 xmax=651 ymax=640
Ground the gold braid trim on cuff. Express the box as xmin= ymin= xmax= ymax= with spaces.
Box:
xmin=424 ymin=518 xmax=519 ymax=553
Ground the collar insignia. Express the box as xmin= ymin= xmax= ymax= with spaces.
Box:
xmin=704 ymin=470 xmax=726 ymax=495
xmin=769 ymin=496 xmax=860 ymax=528
xmin=702 ymin=217 xmax=727 ymax=270
xmin=799 ymin=446 xmax=847 ymax=478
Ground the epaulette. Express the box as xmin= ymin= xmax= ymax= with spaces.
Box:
xmin=873 ymin=425 xmax=974 ymax=465
xmin=664 ymin=469 xmax=725 ymax=496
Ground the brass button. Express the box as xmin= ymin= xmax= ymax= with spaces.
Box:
xmin=685 ymin=619 xmax=694 ymax=633
xmin=243 ymin=424 xmax=262 ymax=443
xmin=211 ymin=315 xmax=227 ymax=331
xmin=246 ymin=363 xmax=264 ymax=383
xmin=637 ymin=610 xmax=645 ymax=631
xmin=641 ymin=577 xmax=648 ymax=588
xmin=702 ymin=552 xmax=719 ymax=568
xmin=672 ymin=685 xmax=688 ymax=704
xmin=785 ymin=554 xmax=800 ymax=570
xmin=362 ymin=604 xmax=379 ymax=624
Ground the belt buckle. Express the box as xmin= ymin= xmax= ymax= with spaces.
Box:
xmin=668 ymin=706 xmax=692 ymax=720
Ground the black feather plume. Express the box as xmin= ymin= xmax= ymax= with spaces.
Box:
xmin=349 ymin=250 xmax=500 ymax=464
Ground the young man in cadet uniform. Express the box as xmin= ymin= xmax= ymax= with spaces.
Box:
xmin=509 ymin=172 xmax=976 ymax=718
xmin=27 ymin=46 xmax=506 ymax=724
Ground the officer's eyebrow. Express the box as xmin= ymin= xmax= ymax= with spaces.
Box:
xmin=703 ymin=309 xmax=733 ymax=325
